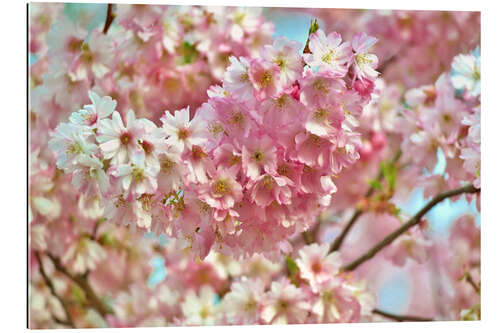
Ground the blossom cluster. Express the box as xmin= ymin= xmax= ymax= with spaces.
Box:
xmin=396 ymin=47 xmax=481 ymax=198
xmin=49 ymin=28 xmax=380 ymax=259
xmin=29 ymin=4 xmax=277 ymax=284
xmin=30 ymin=4 xmax=274 ymax=146
xmin=293 ymin=8 xmax=480 ymax=88
xmin=29 ymin=4 xmax=481 ymax=329
xmin=103 ymin=243 xmax=374 ymax=326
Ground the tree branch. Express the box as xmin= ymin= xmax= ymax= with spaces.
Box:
xmin=34 ymin=251 xmax=75 ymax=328
xmin=342 ymin=184 xmax=480 ymax=271
xmin=46 ymin=253 xmax=114 ymax=318
xmin=102 ymin=4 xmax=115 ymax=35
xmin=330 ymin=149 xmax=402 ymax=253
xmin=302 ymin=19 xmax=319 ymax=54
xmin=373 ymin=308 xmax=433 ymax=322
xmin=465 ymin=273 xmax=480 ymax=294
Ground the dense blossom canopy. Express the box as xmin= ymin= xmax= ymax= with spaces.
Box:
xmin=29 ymin=4 xmax=480 ymax=328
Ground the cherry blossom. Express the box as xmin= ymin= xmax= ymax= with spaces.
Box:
xmin=29 ymin=4 xmax=481 ymax=329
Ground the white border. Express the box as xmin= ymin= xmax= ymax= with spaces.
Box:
xmin=2 ymin=0 xmax=499 ymax=332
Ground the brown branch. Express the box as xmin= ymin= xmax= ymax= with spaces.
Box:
xmin=102 ymin=4 xmax=115 ymax=35
xmin=342 ymin=184 xmax=480 ymax=271
xmin=465 ymin=273 xmax=480 ymax=294
xmin=329 ymin=149 xmax=402 ymax=253
xmin=301 ymin=217 xmax=321 ymax=245
xmin=329 ymin=209 xmax=362 ymax=253
xmin=377 ymin=54 xmax=398 ymax=74
xmin=46 ymin=253 xmax=114 ymax=318
xmin=373 ymin=308 xmax=433 ymax=322
xmin=34 ymin=252 xmax=75 ymax=328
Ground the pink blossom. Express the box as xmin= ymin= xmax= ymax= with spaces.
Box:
xmin=248 ymin=174 xmax=292 ymax=207
xmin=261 ymin=277 xmax=310 ymax=324
xmin=69 ymin=91 xmax=117 ymax=129
xmin=114 ymin=152 xmax=159 ymax=198
xmin=223 ymin=56 xmax=254 ymax=102
xmin=241 ymin=135 xmax=278 ymax=180
xmin=304 ymin=30 xmax=352 ymax=76
xmin=222 ymin=278 xmax=265 ymax=324
xmin=48 ymin=122 xmax=97 ymax=171
xmin=296 ymin=243 xmax=342 ymax=291
xmin=97 ymin=110 xmax=145 ymax=164
xmin=261 ymin=36 xmax=303 ymax=86
xmin=161 ymin=107 xmax=207 ymax=152
xmin=351 ymin=32 xmax=379 ymax=81
xmin=199 ymin=166 xmax=243 ymax=210
xmin=311 ymin=280 xmax=362 ymax=323
xmin=248 ymin=59 xmax=281 ymax=101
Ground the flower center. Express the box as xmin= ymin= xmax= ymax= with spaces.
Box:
xmin=131 ymin=167 xmax=145 ymax=182
xmin=230 ymin=112 xmax=244 ymax=125
xmin=314 ymin=108 xmax=329 ymax=120
xmin=199 ymin=305 xmax=211 ymax=319
xmin=81 ymin=43 xmax=93 ymax=64
xmin=322 ymin=291 xmax=333 ymax=302
xmin=178 ymin=128 xmax=189 ymax=140
xmin=321 ymin=49 xmax=336 ymax=64
xmin=192 ymin=146 xmax=207 ymax=160
xmin=208 ymin=121 xmax=224 ymax=136
xmin=253 ymin=151 xmax=263 ymax=161
xmin=244 ymin=299 xmax=257 ymax=312
xmin=141 ymin=140 xmax=154 ymax=155
xmin=67 ymin=37 xmax=84 ymax=53
xmin=260 ymin=71 xmax=272 ymax=86
xmin=120 ymin=132 xmax=132 ymax=145
xmin=262 ymin=175 xmax=275 ymax=190
xmin=278 ymin=300 xmax=289 ymax=311
xmin=313 ymin=79 xmax=329 ymax=94
xmin=276 ymin=95 xmax=288 ymax=108
xmin=278 ymin=164 xmax=289 ymax=176
xmin=66 ymin=142 xmax=83 ymax=155
xmin=275 ymin=57 xmax=285 ymax=69
xmin=308 ymin=134 xmax=322 ymax=146
xmin=199 ymin=201 xmax=211 ymax=214
xmin=311 ymin=260 xmax=322 ymax=273
xmin=213 ymin=179 xmax=229 ymax=195
xmin=355 ymin=53 xmax=372 ymax=65
xmin=160 ymin=157 xmax=174 ymax=173
xmin=234 ymin=11 xmax=246 ymax=25
xmin=231 ymin=155 xmax=242 ymax=165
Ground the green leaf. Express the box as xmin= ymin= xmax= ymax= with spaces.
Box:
xmin=367 ymin=179 xmax=382 ymax=190
xmin=71 ymin=285 xmax=87 ymax=305
xmin=98 ymin=232 xmax=114 ymax=246
xmin=380 ymin=161 xmax=397 ymax=191
xmin=308 ymin=19 xmax=319 ymax=35
xmin=285 ymin=256 xmax=299 ymax=277
xmin=178 ymin=42 xmax=198 ymax=65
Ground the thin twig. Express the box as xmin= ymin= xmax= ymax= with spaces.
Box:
xmin=46 ymin=253 xmax=114 ymax=317
xmin=329 ymin=149 xmax=402 ymax=253
xmin=301 ymin=217 xmax=321 ymax=245
xmin=329 ymin=209 xmax=362 ymax=253
xmin=302 ymin=19 xmax=319 ymax=54
xmin=342 ymin=184 xmax=480 ymax=271
xmin=377 ymin=55 xmax=398 ymax=74
xmin=373 ymin=308 xmax=433 ymax=322
xmin=102 ymin=4 xmax=115 ymax=35
xmin=465 ymin=273 xmax=480 ymax=294
xmin=34 ymin=252 xmax=75 ymax=328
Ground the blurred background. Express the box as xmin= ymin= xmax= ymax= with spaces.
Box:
xmin=29 ymin=2 xmax=480 ymax=320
